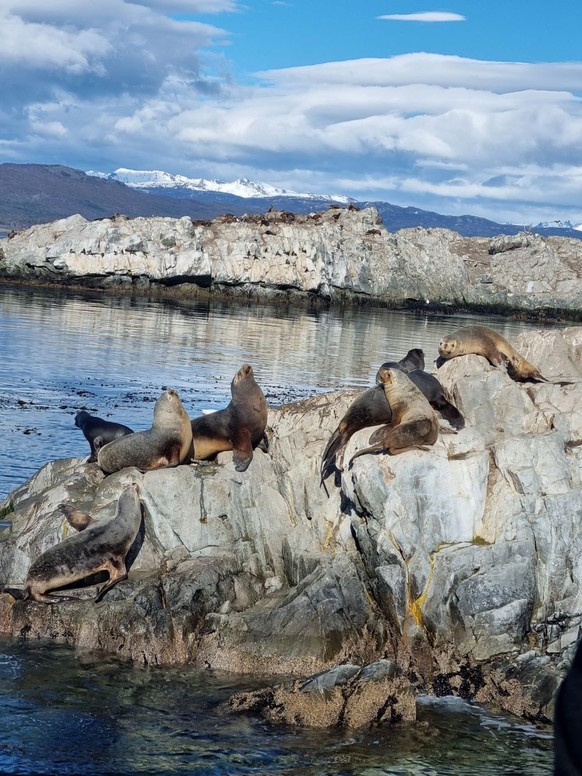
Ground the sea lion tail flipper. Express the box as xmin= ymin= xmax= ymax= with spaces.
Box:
xmin=257 ymin=432 xmax=269 ymax=453
xmin=320 ymin=428 xmax=349 ymax=485
xmin=59 ymin=503 xmax=94 ymax=532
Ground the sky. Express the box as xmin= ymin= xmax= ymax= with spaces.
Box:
xmin=1 ymin=0 xmax=582 ymax=226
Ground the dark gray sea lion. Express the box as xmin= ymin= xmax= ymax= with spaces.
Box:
xmin=377 ymin=347 xmax=425 ymax=373
xmin=2 ymin=483 xmax=142 ymax=604
xmin=436 ymin=325 xmax=570 ymax=384
xmin=98 ymin=389 xmax=192 ymax=474
xmin=190 ymin=364 xmax=268 ymax=472
xmin=348 ymin=368 xmax=439 ymax=467
xmin=75 ymin=411 xmax=133 ymax=462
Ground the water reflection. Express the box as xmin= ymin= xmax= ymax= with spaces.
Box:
xmin=0 ymin=639 xmax=553 ymax=775
xmin=0 ymin=284 xmax=565 ymax=499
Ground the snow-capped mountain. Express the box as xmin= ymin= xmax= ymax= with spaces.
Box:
xmin=86 ymin=168 xmax=350 ymax=204
xmin=533 ymin=219 xmax=577 ymax=230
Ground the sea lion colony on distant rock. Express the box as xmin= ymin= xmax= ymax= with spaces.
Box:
xmin=0 ymin=327 xmax=562 ymax=605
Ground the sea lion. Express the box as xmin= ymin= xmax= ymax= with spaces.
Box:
xmin=377 ymin=347 xmax=425 ymax=373
xmin=190 ymin=364 xmax=268 ymax=472
xmin=98 ymin=389 xmax=192 ymax=474
xmin=320 ymin=384 xmax=392 ymax=486
xmin=2 ymin=483 xmax=142 ymax=604
xmin=321 ymin=358 xmax=463 ymax=487
xmin=75 ymin=411 xmax=133 ymax=462
xmin=378 ymin=368 xmax=464 ymax=431
xmin=436 ymin=325 xmax=558 ymax=383
xmin=348 ymin=368 xmax=439 ymax=467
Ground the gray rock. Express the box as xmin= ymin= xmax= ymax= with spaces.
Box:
xmin=2 ymin=211 xmax=582 ymax=312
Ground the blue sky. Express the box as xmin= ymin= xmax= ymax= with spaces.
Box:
xmin=1 ymin=1 xmax=582 ymax=225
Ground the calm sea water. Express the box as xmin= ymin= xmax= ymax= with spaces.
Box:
xmin=0 ymin=639 xmax=553 ymax=776
xmin=0 ymin=285 xmax=561 ymax=773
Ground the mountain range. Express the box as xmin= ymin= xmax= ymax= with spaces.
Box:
xmin=1 ymin=163 xmax=580 ymax=241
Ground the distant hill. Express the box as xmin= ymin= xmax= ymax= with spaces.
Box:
xmin=1 ymin=163 xmax=581 ymax=241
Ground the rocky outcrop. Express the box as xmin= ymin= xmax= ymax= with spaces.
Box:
xmin=1 ymin=327 xmax=582 ymax=724
xmin=1 ymin=209 xmax=582 ymax=314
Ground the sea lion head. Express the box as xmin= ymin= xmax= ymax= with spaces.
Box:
xmin=118 ymin=481 xmax=141 ymax=510
xmin=376 ymin=367 xmax=396 ymax=385
xmin=152 ymin=388 xmax=187 ymax=426
xmin=233 ymin=364 xmax=254 ymax=385
xmin=74 ymin=411 xmax=90 ymax=428
xmin=438 ymin=335 xmax=459 ymax=359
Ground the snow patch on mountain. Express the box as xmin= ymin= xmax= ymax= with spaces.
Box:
xmin=86 ymin=168 xmax=350 ymax=203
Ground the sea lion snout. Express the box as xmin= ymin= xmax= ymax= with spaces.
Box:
xmin=234 ymin=364 xmax=254 ymax=383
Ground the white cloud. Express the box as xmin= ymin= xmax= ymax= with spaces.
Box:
xmin=0 ymin=1 xmax=581 ymax=226
xmin=377 ymin=12 xmax=466 ymax=23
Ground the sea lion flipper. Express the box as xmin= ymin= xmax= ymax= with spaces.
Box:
xmin=347 ymin=443 xmax=384 ymax=468
xmin=432 ymin=398 xmax=465 ymax=430
xmin=59 ymin=503 xmax=94 ymax=532
xmin=257 ymin=432 xmax=269 ymax=453
xmin=231 ymin=427 xmax=254 ymax=472
xmin=95 ymin=557 xmax=128 ymax=603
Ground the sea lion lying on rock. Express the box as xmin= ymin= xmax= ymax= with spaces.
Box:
xmin=348 ymin=368 xmax=439 ymax=467
xmin=190 ymin=364 xmax=268 ymax=472
xmin=436 ymin=325 xmax=570 ymax=384
xmin=1 ymin=483 xmax=143 ymax=604
xmin=98 ymin=389 xmax=192 ymax=474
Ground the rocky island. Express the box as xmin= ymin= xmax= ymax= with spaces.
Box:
xmin=1 ymin=207 xmax=582 ymax=315
xmin=1 ymin=325 xmax=581 ymax=728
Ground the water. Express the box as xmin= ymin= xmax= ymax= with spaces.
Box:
xmin=0 ymin=285 xmax=561 ymax=773
xmin=0 ymin=639 xmax=552 ymax=775
xmin=0 ymin=284 xmax=563 ymax=501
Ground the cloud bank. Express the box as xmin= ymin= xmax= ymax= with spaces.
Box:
xmin=1 ymin=1 xmax=582 ymax=225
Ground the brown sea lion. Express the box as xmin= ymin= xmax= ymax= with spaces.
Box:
xmin=554 ymin=637 xmax=582 ymax=773
xmin=2 ymin=483 xmax=143 ymax=604
xmin=98 ymin=389 xmax=192 ymax=474
xmin=321 ymin=356 xmax=463 ymax=487
xmin=320 ymin=384 xmax=392 ymax=486
xmin=436 ymin=325 xmax=566 ymax=383
xmin=190 ymin=364 xmax=268 ymax=472
xmin=385 ymin=369 xmax=464 ymax=431
xmin=348 ymin=368 xmax=439 ymax=467
xmin=75 ymin=411 xmax=133 ymax=462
